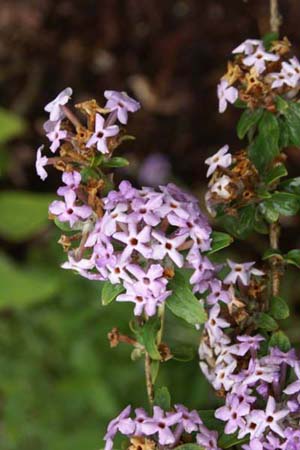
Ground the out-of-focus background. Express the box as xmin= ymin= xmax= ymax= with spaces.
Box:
xmin=1 ymin=1 xmax=300 ymax=449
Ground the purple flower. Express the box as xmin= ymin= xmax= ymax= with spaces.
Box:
xmin=205 ymin=145 xmax=232 ymax=177
xmin=223 ymin=260 xmax=264 ymax=286
xmin=261 ymin=396 xmax=289 ymax=438
xmin=206 ymin=280 xmax=230 ymax=306
xmin=174 ymin=404 xmax=202 ymax=433
xmin=243 ymin=49 xmax=279 ymax=74
xmin=44 ymin=87 xmax=73 ymax=121
xmin=57 ymin=171 xmax=81 ymax=196
xmin=138 ymin=153 xmax=171 ymax=187
xmin=215 ymin=394 xmax=250 ymax=434
xmin=114 ymin=223 xmax=152 ymax=259
xmin=45 ymin=120 xmax=68 ymax=153
xmin=129 ymin=194 xmax=163 ymax=226
xmin=152 ymin=230 xmax=189 ymax=267
xmin=217 ymin=80 xmax=238 ymax=113
xmin=104 ymin=405 xmax=135 ymax=450
xmin=197 ymin=425 xmax=221 ymax=450
xmin=142 ymin=406 xmax=181 ymax=445
xmin=206 ymin=304 xmax=230 ymax=344
xmin=242 ymin=438 xmax=264 ymax=450
xmin=87 ymin=113 xmax=119 ymax=154
xmin=232 ymin=39 xmax=263 ymax=55
xmin=49 ymin=190 xmax=92 ymax=227
xmin=35 ymin=145 xmax=48 ymax=181
xmin=230 ymin=334 xmax=265 ymax=357
xmin=133 ymin=408 xmax=149 ymax=435
xmin=104 ymin=90 xmax=141 ymax=124
xmin=127 ymin=264 xmax=167 ymax=297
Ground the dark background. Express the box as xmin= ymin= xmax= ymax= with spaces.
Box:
xmin=1 ymin=1 xmax=300 ymax=449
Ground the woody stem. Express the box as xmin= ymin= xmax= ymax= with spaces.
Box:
xmin=269 ymin=222 xmax=281 ymax=304
xmin=270 ymin=0 xmax=281 ymax=34
xmin=144 ymin=352 xmax=154 ymax=409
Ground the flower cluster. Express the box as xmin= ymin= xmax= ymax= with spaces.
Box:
xmin=59 ymin=179 xmax=213 ymax=316
xmin=199 ymin=270 xmax=300 ymax=448
xmin=104 ymin=404 xmax=221 ymax=450
xmin=217 ymin=37 xmax=300 ymax=112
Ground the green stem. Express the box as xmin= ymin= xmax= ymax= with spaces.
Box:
xmin=144 ymin=352 xmax=154 ymax=409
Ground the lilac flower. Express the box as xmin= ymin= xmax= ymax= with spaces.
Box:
xmin=35 ymin=145 xmax=48 ymax=181
xmin=232 ymin=39 xmax=263 ymax=55
xmin=230 ymin=334 xmax=265 ymax=357
xmin=87 ymin=113 xmax=119 ymax=154
xmin=217 ymin=80 xmax=238 ymax=113
xmin=206 ymin=304 xmax=230 ymax=344
xmin=174 ymin=404 xmax=202 ymax=433
xmin=138 ymin=153 xmax=171 ymax=187
xmin=142 ymin=406 xmax=181 ymax=445
xmin=49 ymin=190 xmax=92 ymax=227
xmin=129 ymin=195 xmax=163 ymax=226
xmin=262 ymin=396 xmax=289 ymax=438
xmin=57 ymin=171 xmax=81 ymax=196
xmin=242 ymin=438 xmax=264 ymax=450
xmin=44 ymin=87 xmax=73 ymax=121
xmin=133 ymin=408 xmax=149 ymax=435
xmin=104 ymin=405 xmax=135 ymax=450
xmin=127 ymin=264 xmax=167 ymax=297
xmin=116 ymin=281 xmax=162 ymax=316
xmin=206 ymin=280 xmax=230 ymax=306
xmin=238 ymin=410 xmax=266 ymax=440
xmin=223 ymin=260 xmax=264 ymax=286
xmin=213 ymin=361 xmax=237 ymax=392
xmin=215 ymin=394 xmax=250 ymax=434
xmin=205 ymin=145 xmax=232 ymax=177
xmin=44 ymin=120 xmax=68 ymax=153
xmin=104 ymin=180 xmax=137 ymax=209
xmin=152 ymin=230 xmax=189 ymax=267
xmin=104 ymin=90 xmax=141 ymax=124
xmin=197 ymin=425 xmax=221 ymax=450
xmin=101 ymin=203 xmax=129 ymax=236
xmin=114 ymin=223 xmax=152 ymax=259
xmin=243 ymin=49 xmax=279 ymax=74
xmin=106 ymin=254 xmax=133 ymax=285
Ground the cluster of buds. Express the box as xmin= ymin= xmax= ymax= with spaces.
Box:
xmin=104 ymin=404 xmax=220 ymax=450
xmin=204 ymin=145 xmax=259 ymax=215
xmin=217 ymin=37 xmax=300 ymax=112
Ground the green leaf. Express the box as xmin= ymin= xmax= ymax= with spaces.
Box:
xmin=237 ymin=108 xmax=263 ymax=140
xmin=269 ymin=330 xmax=291 ymax=352
xmin=80 ymin=167 xmax=100 ymax=182
xmin=263 ymin=32 xmax=279 ymax=50
xmin=248 ymin=111 xmax=279 ymax=173
xmin=175 ymin=445 xmax=204 ymax=450
xmin=0 ymin=108 xmax=26 ymax=143
xmin=101 ymin=281 xmax=124 ymax=306
xmin=265 ymin=192 xmax=300 ymax=216
xmin=0 ymin=191 xmax=53 ymax=242
xmin=276 ymin=95 xmax=289 ymax=114
xmin=102 ymin=157 xmax=129 ymax=168
xmin=284 ymin=249 xmax=300 ymax=268
xmin=171 ymin=344 xmax=195 ymax=362
xmin=270 ymin=296 xmax=289 ymax=320
xmin=208 ymin=231 xmax=233 ymax=255
xmin=259 ymin=201 xmax=279 ymax=223
xmin=218 ymin=204 xmax=256 ymax=239
xmin=0 ymin=253 xmax=60 ymax=309
xmin=283 ymin=101 xmax=300 ymax=147
xmin=280 ymin=177 xmax=300 ymax=195
xmin=264 ymin=164 xmax=287 ymax=185
xmin=166 ymin=272 xmax=207 ymax=326
xmin=139 ymin=317 xmax=161 ymax=360
xmin=154 ymin=386 xmax=171 ymax=411
xmin=198 ymin=410 xmax=223 ymax=433
xmin=262 ymin=249 xmax=282 ymax=261
xmin=54 ymin=218 xmax=73 ymax=232
xmin=257 ymin=313 xmax=278 ymax=331
xmin=218 ymin=432 xmax=249 ymax=449
xmin=278 ymin=116 xmax=291 ymax=148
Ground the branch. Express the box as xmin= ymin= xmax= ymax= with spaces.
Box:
xmin=269 ymin=222 xmax=281 ymax=299
xmin=144 ymin=352 xmax=154 ymax=408
xmin=270 ymin=0 xmax=281 ymax=34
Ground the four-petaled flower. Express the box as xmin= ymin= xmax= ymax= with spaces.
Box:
xmin=87 ymin=113 xmax=119 ymax=154
xmin=35 ymin=145 xmax=48 ymax=180
xmin=205 ymin=145 xmax=232 ymax=177
xmin=104 ymin=90 xmax=141 ymax=124
xmin=44 ymin=87 xmax=73 ymax=121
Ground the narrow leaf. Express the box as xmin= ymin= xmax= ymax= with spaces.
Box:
xmin=284 ymin=249 xmax=300 ymax=268
xmin=237 ymin=108 xmax=263 ymax=140
xmin=264 ymin=164 xmax=287 ymax=185
xmin=139 ymin=317 xmax=161 ymax=360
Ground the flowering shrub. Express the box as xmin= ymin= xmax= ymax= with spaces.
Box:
xmin=36 ymin=32 xmax=300 ymax=450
